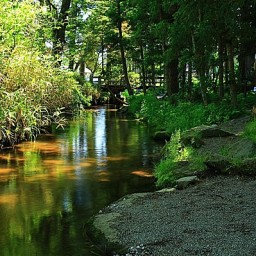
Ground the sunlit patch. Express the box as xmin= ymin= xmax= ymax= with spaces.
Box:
xmin=17 ymin=140 xmax=62 ymax=154
xmin=103 ymin=156 xmax=129 ymax=161
xmin=53 ymin=165 xmax=76 ymax=173
xmin=97 ymin=161 xmax=107 ymax=166
xmin=96 ymin=171 xmax=110 ymax=182
xmin=131 ymin=170 xmax=153 ymax=178
xmin=0 ymin=194 xmax=17 ymax=205
xmin=107 ymin=108 xmax=117 ymax=112
xmin=96 ymin=171 xmax=109 ymax=176
xmin=43 ymin=159 xmax=66 ymax=165
xmin=25 ymin=173 xmax=55 ymax=182
xmin=0 ymin=168 xmax=16 ymax=174
xmin=98 ymin=178 xmax=110 ymax=182
xmin=0 ymin=155 xmax=26 ymax=162
xmin=79 ymin=161 xmax=93 ymax=167
xmin=0 ymin=174 xmax=18 ymax=182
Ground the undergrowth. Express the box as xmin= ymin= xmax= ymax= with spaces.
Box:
xmin=154 ymin=130 xmax=206 ymax=188
xmin=129 ymin=91 xmax=250 ymax=188
xmin=128 ymin=92 xmax=244 ymax=133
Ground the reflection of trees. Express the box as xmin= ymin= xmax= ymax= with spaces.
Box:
xmin=0 ymin=107 xmax=158 ymax=255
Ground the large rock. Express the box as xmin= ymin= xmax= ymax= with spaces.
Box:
xmin=176 ymin=176 xmax=200 ymax=189
xmin=227 ymin=138 xmax=256 ymax=159
xmin=181 ymin=125 xmax=235 ymax=148
xmin=168 ymin=161 xmax=204 ymax=178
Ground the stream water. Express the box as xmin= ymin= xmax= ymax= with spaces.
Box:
xmin=0 ymin=106 xmax=162 ymax=256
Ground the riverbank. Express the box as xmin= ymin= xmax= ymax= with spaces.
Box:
xmin=86 ymin=115 xmax=256 ymax=255
xmin=88 ymin=175 xmax=256 ymax=256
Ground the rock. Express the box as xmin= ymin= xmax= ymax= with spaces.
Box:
xmin=153 ymin=131 xmax=171 ymax=141
xmin=205 ymin=159 xmax=231 ymax=173
xmin=198 ymin=125 xmax=234 ymax=138
xmin=157 ymin=187 xmax=176 ymax=193
xmin=227 ymin=138 xmax=256 ymax=159
xmin=237 ymin=158 xmax=256 ymax=175
xmin=176 ymin=176 xmax=200 ymax=189
xmin=172 ymin=161 xmax=199 ymax=178
xmin=181 ymin=125 xmax=235 ymax=148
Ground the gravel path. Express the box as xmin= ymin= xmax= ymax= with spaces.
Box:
xmin=90 ymin=116 xmax=256 ymax=255
xmin=92 ymin=175 xmax=256 ymax=256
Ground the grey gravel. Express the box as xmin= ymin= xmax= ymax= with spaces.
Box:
xmin=94 ymin=175 xmax=256 ymax=255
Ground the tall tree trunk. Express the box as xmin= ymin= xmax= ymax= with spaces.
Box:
xmin=180 ymin=64 xmax=186 ymax=96
xmin=198 ymin=68 xmax=208 ymax=106
xmin=165 ymin=58 xmax=179 ymax=100
xmin=188 ymin=61 xmax=193 ymax=99
xmin=139 ymin=42 xmax=147 ymax=94
xmin=192 ymin=33 xmax=207 ymax=105
xmin=151 ymin=63 xmax=156 ymax=87
xmin=218 ymin=37 xmax=224 ymax=99
xmin=68 ymin=59 xmax=74 ymax=71
xmin=116 ymin=0 xmax=133 ymax=95
xmin=52 ymin=0 xmax=71 ymax=65
xmin=226 ymin=42 xmax=237 ymax=107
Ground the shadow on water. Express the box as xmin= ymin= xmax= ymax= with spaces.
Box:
xmin=0 ymin=106 xmax=163 ymax=255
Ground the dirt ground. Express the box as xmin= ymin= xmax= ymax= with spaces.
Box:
xmin=90 ymin=115 xmax=256 ymax=256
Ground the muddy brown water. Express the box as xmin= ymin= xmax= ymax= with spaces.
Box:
xmin=0 ymin=106 xmax=162 ymax=256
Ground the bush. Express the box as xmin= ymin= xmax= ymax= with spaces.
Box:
xmin=0 ymin=48 xmax=80 ymax=147
xmin=128 ymin=93 xmax=242 ymax=133
xmin=154 ymin=131 xmax=193 ymax=187
xmin=154 ymin=130 xmax=206 ymax=188
xmin=244 ymin=120 xmax=256 ymax=142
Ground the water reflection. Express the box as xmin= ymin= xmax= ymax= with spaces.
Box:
xmin=0 ymin=106 xmax=162 ymax=255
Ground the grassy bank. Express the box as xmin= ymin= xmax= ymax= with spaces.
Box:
xmin=127 ymin=92 xmax=255 ymax=187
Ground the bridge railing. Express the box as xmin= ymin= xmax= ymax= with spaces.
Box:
xmin=92 ymin=76 xmax=165 ymax=88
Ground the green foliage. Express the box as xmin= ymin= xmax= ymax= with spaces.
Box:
xmin=244 ymin=121 xmax=256 ymax=142
xmin=0 ymin=0 xmax=89 ymax=148
xmin=154 ymin=158 xmax=177 ymax=187
xmin=127 ymin=93 xmax=145 ymax=117
xmin=154 ymin=131 xmax=182 ymax=187
xmin=72 ymin=81 xmax=100 ymax=107
xmin=154 ymin=130 xmax=195 ymax=187
xmin=154 ymin=130 xmax=207 ymax=188
xmin=128 ymin=94 xmax=240 ymax=133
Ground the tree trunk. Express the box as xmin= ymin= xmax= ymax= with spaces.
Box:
xmin=116 ymin=0 xmax=133 ymax=95
xmin=198 ymin=68 xmax=208 ymax=106
xmin=226 ymin=42 xmax=237 ymax=107
xmin=180 ymin=64 xmax=186 ymax=96
xmin=188 ymin=61 xmax=193 ymax=99
xmin=165 ymin=58 xmax=179 ymax=100
xmin=140 ymin=42 xmax=147 ymax=94
xmin=52 ymin=0 xmax=71 ymax=65
xmin=218 ymin=37 xmax=224 ymax=99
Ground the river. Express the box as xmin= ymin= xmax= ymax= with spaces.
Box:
xmin=0 ymin=106 xmax=162 ymax=256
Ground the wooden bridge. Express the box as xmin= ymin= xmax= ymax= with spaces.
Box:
xmin=93 ymin=76 xmax=165 ymax=94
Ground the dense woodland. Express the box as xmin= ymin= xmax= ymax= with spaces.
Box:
xmin=0 ymin=0 xmax=256 ymax=148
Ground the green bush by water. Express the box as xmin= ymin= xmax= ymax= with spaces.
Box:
xmin=128 ymin=93 xmax=240 ymax=133
xmin=244 ymin=120 xmax=256 ymax=142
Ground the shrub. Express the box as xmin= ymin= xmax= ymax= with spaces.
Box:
xmin=244 ymin=120 xmax=256 ymax=142
xmin=154 ymin=130 xmax=207 ymax=188
xmin=155 ymin=131 xmax=193 ymax=187
xmin=128 ymin=93 xmax=242 ymax=133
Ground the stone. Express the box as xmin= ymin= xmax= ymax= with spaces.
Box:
xmin=181 ymin=125 xmax=235 ymax=148
xmin=176 ymin=176 xmax=199 ymax=189
xmin=157 ymin=187 xmax=176 ymax=193
xmin=227 ymin=138 xmax=256 ymax=159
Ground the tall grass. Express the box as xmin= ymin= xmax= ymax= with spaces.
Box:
xmin=0 ymin=49 xmax=79 ymax=148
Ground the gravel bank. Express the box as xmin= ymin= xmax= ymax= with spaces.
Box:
xmin=91 ymin=175 xmax=256 ymax=256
